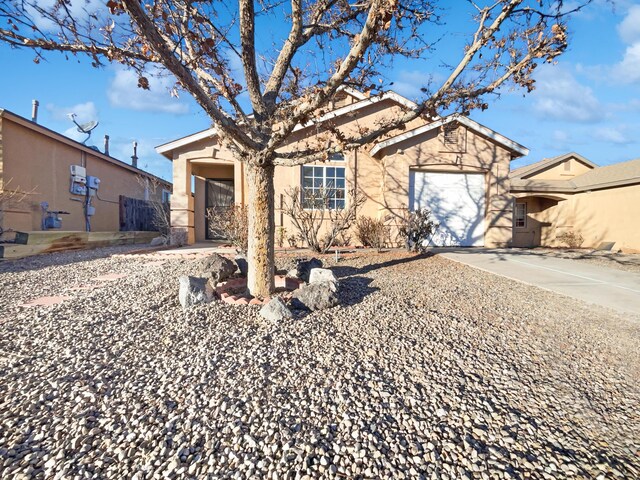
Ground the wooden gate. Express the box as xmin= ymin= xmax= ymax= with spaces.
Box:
xmin=119 ymin=196 xmax=159 ymax=231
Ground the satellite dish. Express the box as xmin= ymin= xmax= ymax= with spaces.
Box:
xmin=68 ymin=113 xmax=99 ymax=144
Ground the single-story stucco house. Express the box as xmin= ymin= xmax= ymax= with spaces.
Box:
xmin=0 ymin=106 xmax=171 ymax=234
xmin=157 ymin=88 xmax=529 ymax=248
xmin=510 ymin=152 xmax=640 ymax=252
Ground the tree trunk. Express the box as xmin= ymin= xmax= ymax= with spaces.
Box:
xmin=246 ymin=161 xmax=275 ymax=298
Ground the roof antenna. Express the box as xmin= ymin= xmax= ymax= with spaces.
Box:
xmin=68 ymin=113 xmax=99 ymax=145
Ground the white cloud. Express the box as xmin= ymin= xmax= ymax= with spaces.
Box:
xmin=46 ymin=101 xmax=98 ymax=123
xmin=552 ymin=130 xmax=570 ymax=143
xmin=532 ymin=65 xmax=602 ymax=123
xmin=613 ymin=43 xmax=640 ymax=84
xmin=107 ymin=67 xmax=189 ymax=114
xmin=617 ymin=5 xmax=640 ymax=44
xmin=390 ymin=70 xmax=441 ymax=100
xmin=28 ymin=0 xmax=103 ymax=31
xmin=110 ymin=137 xmax=173 ymax=180
xmin=594 ymin=126 xmax=633 ymax=145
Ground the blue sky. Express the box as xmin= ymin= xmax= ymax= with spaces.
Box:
xmin=0 ymin=1 xmax=638 ymax=181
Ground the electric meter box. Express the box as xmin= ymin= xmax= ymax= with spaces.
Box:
xmin=71 ymin=183 xmax=87 ymax=196
xmin=86 ymin=206 xmax=96 ymax=216
xmin=70 ymin=165 xmax=86 ymax=177
xmin=87 ymin=176 xmax=101 ymax=189
xmin=70 ymin=165 xmax=88 ymax=195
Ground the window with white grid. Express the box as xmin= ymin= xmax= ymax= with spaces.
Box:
xmin=514 ymin=203 xmax=527 ymax=228
xmin=301 ymin=165 xmax=346 ymax=209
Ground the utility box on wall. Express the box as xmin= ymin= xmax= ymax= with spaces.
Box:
xmin=70 ymin=165 xmax=87 ymax=196
xmin=87 ymin=176 xmax=101 ymax=190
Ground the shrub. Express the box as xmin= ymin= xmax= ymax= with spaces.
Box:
xmin=556 ymin=230 xmax=584 ymax=249
xmin=398 ymin=208 xmax=439 ymax=253
xmin=206 ymin=204 xmax=249 ymax=253
xmin=355 ymin=216 xmax=389 ymax=251
xmin=283 ymin=186 xmax=365 ymax=253
xmin=150 ymin=201 xmax=170 ymax=238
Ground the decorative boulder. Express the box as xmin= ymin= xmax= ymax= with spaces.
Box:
xmin=178 ymin=276 xmax=214 ymax=309
xmin=200 ymin=253 xmax=236 ymax=284
xmin=308 ymin=268 xmax=339 ymax=292
xmin=291 ymin=282 xmax=339 ymax=311
xmin=287 ymin=258 xmax=323 ymax=282
xmin=234 ymin=254 xmax=248 ymax=276
xmin=259 ymin=297 xmax=293 ymax=322
xmin=150 ymin=236 xmax=166 ymax=247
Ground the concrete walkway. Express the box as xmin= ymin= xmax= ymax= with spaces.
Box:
xmin=436 ymin=249 xmax=640 ymax=316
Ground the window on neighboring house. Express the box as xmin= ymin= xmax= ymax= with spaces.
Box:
xmin=515 ymin=203 xmax=527 ymax=228
xmin=301 ymin=165 xmax=346 ymax=209
xmin=162 ymin=189 xmax=171 ymax=204
xmin=328 ymin=151 xmax=345 ymax=161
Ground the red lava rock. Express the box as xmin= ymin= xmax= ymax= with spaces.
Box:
xmin=21 ymin=296 xmax=71 ymax=307
xmin=94 ymin=273 xmax=127 ymax=281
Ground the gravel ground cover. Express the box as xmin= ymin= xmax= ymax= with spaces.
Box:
xmin=0 ymin=248 xmax=638 ymax=479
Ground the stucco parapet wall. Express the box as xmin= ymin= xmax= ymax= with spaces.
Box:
xmin=0 ymin=108 xmax=171 ymax=190
xmin=509 ymin=152 xmax=597 ymax=179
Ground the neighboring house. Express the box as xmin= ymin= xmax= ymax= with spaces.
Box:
xmin=0 ymin=107 xmax=171 ymax=234
xmin=510 ymin=152 xmax=640 ymax=252
xmin=157 ymin=89 xmax=528 ymax=247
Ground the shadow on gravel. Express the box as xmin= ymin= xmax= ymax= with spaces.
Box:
xmin=329 ymin=254 xmax=433 ymax=306
xmin=331 ymin=252 xmax=433 ymax=279
xmin=337 ymin=275 xmax=379 ymax=306
xmin=0 ymin=246 xmax=140 ymax=274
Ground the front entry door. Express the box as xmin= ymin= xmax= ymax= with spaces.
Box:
xmin=205 ymin=179 xmax=234 ymax=240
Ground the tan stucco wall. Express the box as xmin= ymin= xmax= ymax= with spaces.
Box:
xmin=167 ymin=98 xmax=517 ymax=248
xmin=370 ymin=127 xmax=514 ymax=247
xmin=524 ymin=157 xmax=592 ymax=180
xmin=512 ymin=184 xmax=640 ymax=252
xmin=0 ymin=116 xmax=168 ymax=233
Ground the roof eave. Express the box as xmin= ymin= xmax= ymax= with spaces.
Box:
xmin=370 ymin=115 xmax=529 ymax=158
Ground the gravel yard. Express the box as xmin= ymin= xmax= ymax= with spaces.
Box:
xmin=0 ymin=247 xmax=639 ymax=479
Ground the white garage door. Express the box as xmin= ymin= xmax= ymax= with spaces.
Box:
xmin=409 ymin=171 xmax=485 ymax=247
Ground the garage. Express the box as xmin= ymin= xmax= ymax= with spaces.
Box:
xmin=409 ymin=171 xmax=486 ymax=246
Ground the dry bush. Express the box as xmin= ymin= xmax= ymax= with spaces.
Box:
xmin=206 ymin=204 xmax=249 ymax=253
xmin=556 ymin=230 xmax=584 ymax=249
xmin=136 ymin=175 xmax=171 ymax=239
xmin=283 ymin=186 xmax=365 ymax=253
xmin=398 ymin=208 xmax=439 ymax=253
xmin=355 ymin=216 xmax=389 ymax=251
xmin=0 ymin=179 xmax=38 ymax=236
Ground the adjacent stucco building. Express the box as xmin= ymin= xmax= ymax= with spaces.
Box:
xmin=510 ymin=152 xmax=640 ymax=252
xmin=0 ymin=107 xmax=171 ymax=234
xmin=157 ymin=89 xmax=528 ymax=247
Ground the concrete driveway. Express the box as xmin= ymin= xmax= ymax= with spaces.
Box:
xmin=436 ymin=249 xmax=640 ymax=316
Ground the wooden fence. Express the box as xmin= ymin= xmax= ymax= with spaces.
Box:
xmin=119 ymin=196 xmax=161 ymax=232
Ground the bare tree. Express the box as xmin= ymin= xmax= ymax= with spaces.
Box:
xmin=0 ymin=0 xmax=589 ymax=296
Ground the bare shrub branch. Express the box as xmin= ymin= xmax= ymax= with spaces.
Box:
xmin=206 ymin=204 xmax=249 ymax=254
xmin=283 ymin=186 xmax=365 ymax=253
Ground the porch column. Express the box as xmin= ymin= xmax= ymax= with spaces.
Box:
xmin=233 ymin=160 xmax=244 ymax=205
xmin=170 ymin=155 xmax=195 ymax=244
